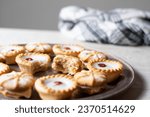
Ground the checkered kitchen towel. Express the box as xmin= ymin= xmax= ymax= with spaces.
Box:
xmin=58 ymin=6 xmax=150 ymax=46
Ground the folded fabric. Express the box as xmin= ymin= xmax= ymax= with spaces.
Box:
xmin=58 ymin=6 xmax=150 ymax=46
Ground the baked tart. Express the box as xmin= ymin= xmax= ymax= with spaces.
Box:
xmin=52 ymin=44 xmax=84 ymax=57
xmin=35 ymin=74 xmax=77 ymax=100
xmin=25 ymin=42 xmax=52 ymax=54
xmin=0 ymin=45 xmax=25 ymax=64
xmin=78 ymin=50 xmax=107 ymax=68
xmin=0 ymin=71 xmax=35 ymax=98
xmin=74 ymin=70 xmax=107 ymax=95
xmin=87 ymin=59 xmax=123 ymax=83
xmin=78 ymin=50 xmax=107 ymax=62
xmin=0 ymin=54 xmax=5 ymax=62
xmin=0 ymin=63 xmax=10 ymax=75
xmin=52 ymin=55 xmax=82 ymax=75
xmin=16 ymin=53 xmax=51 ymax=74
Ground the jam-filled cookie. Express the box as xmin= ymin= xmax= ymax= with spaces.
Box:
xmin=0 ymin=71 xmax=35 ymax=99
xmin=52 ymin=55 xmax=82 ymax=75
xmin=87 ymin=59 xmax=123 ymax=83
xmin=0 ymin=63 xmax=10 ymax=75
xmin=0 ymin=45 xmax=25 ymax=64
xmin=52 ymin=44 xmax=84 ymax=57
xmin=25 ymin=43 xmax=52 ymax=54
xmin=74 ymin=70 xmax=107 ymax=95
xmin=35 ymin=74 xmax=77 ymax=100
xmin=16 ymin=53 xmax=51 ymax=74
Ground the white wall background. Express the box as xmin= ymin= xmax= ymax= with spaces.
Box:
xmin=0 ymin=0 xmax=150 ymax=30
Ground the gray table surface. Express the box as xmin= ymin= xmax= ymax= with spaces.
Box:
xmin=0 ymin=28 xmax=149 ymax=100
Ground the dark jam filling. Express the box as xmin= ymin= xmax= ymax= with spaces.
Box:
xmin=11 ymin=49 xmax=15 ymax=51
xmin=64 ymin=47 xmax=71 ymax=50
xmin=26 ymin=58 xmax=33 ymax=61
xmin=98 ymin=63 xmax=106 ymax=67
xmin=54 ymin=81 xmax=63 ymax=85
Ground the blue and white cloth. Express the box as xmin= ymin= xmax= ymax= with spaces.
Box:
xmin=58 ymin=6 xmax=150 ymax=46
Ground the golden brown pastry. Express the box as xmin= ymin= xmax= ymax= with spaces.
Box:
xmin=52 ymin=55 xmax=82 ymax=75
xmin=35 ymin=74 xmax=77 ymax=100
xmin=0 ymin=53 xmax=5 ymax=62
xmin=78 ymin=50 xmax=107 ymax=62
xmin=0 ymin=45 xmax=25 ymax=64
xmin=74 ymin=70 xmax=107 ymax=95
xmin=25 ymin=42 xmax=52 ymax=54
xmin=0 ymin=71 xmax=35 ymax=98
xmin=52 ymin=44 xmax=84 ymax=57
xmin=16 ymin=53 xmax=51 ymax=74
xmin=0 ymin=62 xmax=10 ymax=75
xmin=78 ymin=50 xmax=107 ymax=69
xmin=87 ymin=59 xmax=123 ymax=83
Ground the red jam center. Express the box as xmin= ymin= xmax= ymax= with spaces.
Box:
xmin=98 ymin=63 xmax=106 ymax=67
xmin=26 ymin=58 xmax=33 ymax=61
xmin=54 ymin=81 xmax=63 ymax=85
xmin=64 ymin=47 xmax=71 ymax=50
